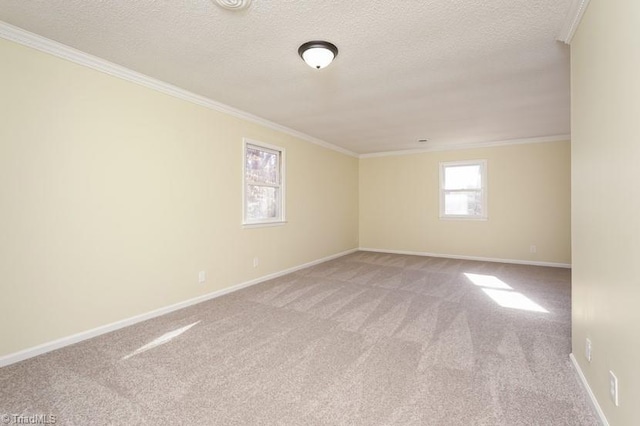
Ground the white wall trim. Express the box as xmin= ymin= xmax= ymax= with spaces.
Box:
xmin=557 ymin=0 xmax=592 ymax=44
xmin=359 ymin=135 xmax=571 ymax=159
xmin=569 ymin=353 xmax=610 ymax=426
xmin=359 ymin=248 xmax=571 ymax=268
xmin=0 ymin=248 xmax=358 ymax=368
xmin=0 ymin=20 xmax=573 ymax=159
xmin=0 ymin=20 xmax=358 ymax=159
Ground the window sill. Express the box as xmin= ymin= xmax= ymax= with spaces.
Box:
xmin=439 ymin=216 xmax=488 ymax=221
xmin=242 ymin=221 xmax=287 ymax=229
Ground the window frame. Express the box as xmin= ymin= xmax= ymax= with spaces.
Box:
xmin=242 ymin=138 xmax=286 ymax=227
xmin=439 ymin=159 xmax=488 ymax=221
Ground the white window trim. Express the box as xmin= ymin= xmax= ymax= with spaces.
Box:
xmin=439 ymin=159 xmax=488 ymax=221
xmin=242 ymin=138 xmax=286 ymax=228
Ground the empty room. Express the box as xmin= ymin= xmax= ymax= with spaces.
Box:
xmin=0 ymin=1 xmax=637 ymax=425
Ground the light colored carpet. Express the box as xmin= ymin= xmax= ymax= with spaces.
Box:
xmin=0 ymin=251 xmax=600 ymax=425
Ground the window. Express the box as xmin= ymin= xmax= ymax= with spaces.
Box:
xmin=439 ymin=160 xmax=487 ymax=220
xmin=243 ymin=139 xmax=285 ymax=226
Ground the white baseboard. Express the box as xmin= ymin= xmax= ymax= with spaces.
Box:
xmin=0 ymin=248 xmax=358 ymax=368
xmin=359 ymin=247 xmax=571 ymax=268
xmin=569 ymin=353 xmax=609 ymax=426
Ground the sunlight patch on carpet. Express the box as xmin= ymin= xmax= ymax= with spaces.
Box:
xmin=123 ymin=321 xmax=201 ymax=360
xmin=481 ymin=289 xmax=548 ymax=313
xmin=464 ymin=272 xmax=548 ymax=313
xmin=464 ymin=273 xmax=512 ymax=290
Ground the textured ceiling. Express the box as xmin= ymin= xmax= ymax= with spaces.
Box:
xmin=0 ymin=1 xmax=572 ymax=154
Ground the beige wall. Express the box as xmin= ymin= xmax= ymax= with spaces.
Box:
xmin=0 ymin=38 xmax=359 ymax=358
xmin=359 ymin=142 xmax=571 ymax=264
xmin=571 ymin=0 xmax=640 ymax=424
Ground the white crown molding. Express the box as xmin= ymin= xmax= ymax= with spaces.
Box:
xmin=0 ymin=21 xmax=574 ymax=161
xmin=569 ymin=354 xmax=610 ymax=426
xmin=0 ymin=248 xmax=358 ymax=367
xmin=557 ymin=0 xmax=592 ymax=44
xmin=0 ymin=21 xmax=358 ymax=158
xmin=359 ymin=135 xmax=571 ymax=159
xmin=359 ymin=248 xmax=571 ymax=268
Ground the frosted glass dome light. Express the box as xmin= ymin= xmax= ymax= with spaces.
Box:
xmin=298 ymin=41 xmax=338 ymax=69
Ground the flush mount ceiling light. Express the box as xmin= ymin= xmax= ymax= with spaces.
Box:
xmin=298 ymin=41 xmax=339 ymax=69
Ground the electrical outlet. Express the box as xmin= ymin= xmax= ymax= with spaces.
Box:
xmin=530 ymin=245 xmax=537 ymax=253
xmin=198 ymin=271 xmax=206 ymax=284
xmin=609 ymin=371 xmax=619 ymax=406
xmin=585 ymin=338 xmax=592 ymax=362
xmin=253 ymin=257 xmax=259 ymax=268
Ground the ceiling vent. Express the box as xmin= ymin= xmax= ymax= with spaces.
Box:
xmin=213 ymin=0 xmax=252 ymax=11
